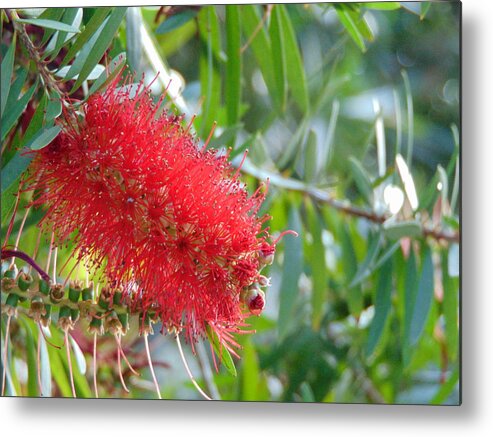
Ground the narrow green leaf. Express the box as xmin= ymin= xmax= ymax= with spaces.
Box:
xmin=442 ymin=250 xmax=459 ymax=361
xmin=17 ymin=18 xmax=81 ymax=33
xmin=207 ymin=124 xmax=243 ymax=149
xmin=197 ymin=6 xmax=221 ymax=136
xmin=409 ymin=249 xmax=434 ymax=346
xmin=241 ymin=5 xmax=280 ymax=111
xmin=46 ymin=340 xmax=73 ymax=397
xmin=366 ymin=258 xmax=393 ymax=357
xmin=349 ymin=231 xmax=382 ymax=288
xmin=70 ymin=7 xmax=128 ymax=92
xmin=225 ymin=6 xmax=242 ymax=127
xmin=306 ymin=200 xmax=327 ymax=330
xmin=60 ymin=8 xmax=111 ymax=68
xmin=38 ymin=329 xmax=52 ymax=397
xmin=1 ymin=34 xmax=16 ymax=117
xmin=44 ymin=8 xmax=83 ymax=61
xmin=348 ymin=156 xmax=373 ymax=205
xmin=300 ymin=382 xmax=316 ymax=402
xmin=346 ymin=6 xmax=374 ymax=42
xmin=383 ymin=219 xmax=422 ymax=240
xmin=340 ymin=223 xmax=363 ymax=316
xmin=1 ymin=82 xmax=37 ymax=141
xmin=155 ymin=10 xmax=198 ymax=34
xmin=362 ymin=2 xmax=401 ymax=10
xmin=304 ymin=129 xmax=318 ymax=182
xmin=206 ymin=325 xmax=237 ymax=377
xmin=45 ymin=92 xmax=63 ymax=123
xmin=431 ymin=366 xmax=459 ymax=405
xmin=278 ymin=5 xmax=309 ymax=112
xmin=88 ymin=52 xmax=126 ymax=96
xmin=1 ymin=152 xmax=34 ymax=194
xmin=5 ymin=68 xmax=28 ymax=111
xmin=1 ymin=181 xmax=19 ymax=224
xmin=22 ymin=91 xmax=48 ymax=144
xmin=38 ymin=8 xmax=65 ymax=45
xmin=28 ymin=125 xmax=62 ymax=150
xmin=335 ymin=6 xmax=366 ymax=52
xmin=126 ymin=7 xmax=143 ymax=74
xmin=241 ymin=339 xmax=261 ymax=401
xmin=402 ymin=248 xmax=417 ymax=365
xmin=269 ymin=5 xmax=287 ymax=112
xmin=278 ymin=206 xmax=303 ymax=340
xmin=420 ymin=2 xmax=432 ymax=20
xmin=20 ymin=319 xmax=38 ymax=396
xmin=69 ymin=335 xmax=87 ymax=375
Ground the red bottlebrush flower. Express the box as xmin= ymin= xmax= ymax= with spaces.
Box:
xmin=27 ymin=77 xmax=292 ymax=351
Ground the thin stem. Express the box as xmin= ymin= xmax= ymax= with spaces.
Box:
xmin=1 ymin=315 xmax=12 ymax=396
xmin=9 ymin=9 xmax=64 ymax=96
xmin=28 ymin=229 xmax=42 ymax=276
xmin=64 ymin=331 xmax=77 ymax=398
xmin=115 ymin=333 xmax=139 ymax=376
xmin=45 ymin=232 xmax=55 ymax=276
xmin=37 ymin=326 xmax=42 ymax=395
xmin=52 ymin=246 xmax=58 ymax=283
xmin=38 ymin=322 xmax=61 ymax=349
xmin=93 ymin=332 xmax=99 ymax=398
xmin=117 ymin=343 xmax=130 ymax=393
xmin=175 ymin=333 xmax=212 ymax=401
xmin=144 ymin=334 xmax=162 ymax=399
xmin=195 ymin=341 xmax=221 ymax=400
xmin=2 ymin=186 xmax=22 ymax=248
xmin=13 ymin=206 xmax=31 ymax=251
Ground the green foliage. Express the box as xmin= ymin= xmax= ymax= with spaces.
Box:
xmin=1 ymin=3 xmax=460 ymax=404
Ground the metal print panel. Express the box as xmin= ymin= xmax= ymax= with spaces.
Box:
xmin=0 ymin=1 xmax=460 ymax=404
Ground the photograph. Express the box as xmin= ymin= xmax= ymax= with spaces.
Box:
xmin=1 ymin=2 xmax=460 ymax=405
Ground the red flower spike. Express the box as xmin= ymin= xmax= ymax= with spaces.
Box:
xmin=28 ymin=76 xmax=293 ymax=351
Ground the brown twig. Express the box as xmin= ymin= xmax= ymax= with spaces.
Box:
xmin=239 ymin=159 xmax=460 ymax=244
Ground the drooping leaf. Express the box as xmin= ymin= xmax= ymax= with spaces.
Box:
xmin=206 ymin=325 xmax=237 ymax=377
xmin=269 ymin=5 xmax=287 ymax=112
xmin=241 ymin=5 xmax=281 ymax=112
xmin=334 ymin=4 xmax=366 ymax=52
xmin=409 ymin=249 xmax=434 ymax=346
xmin=1 ymin=81 xmax=37 ymax=141
xmin=366 ymin=258 xmax=393 ymax=358
xmin=197 ymin=6 xmax=221 ymax=137
xmin=306 ymin=199 xmax=327 ymax=330
xmin=383 ymin=219 xmax=422 ymax=240
xmin=88 ymin=52 xmax=126 ymax=96
xmin=126 ymin=7 xmax=143 ymax=74
xmin=348 ymin=156 xmax=373 ymax=205
xmin=1 ymin=151 xmax=34 ymax=195
xmin=69 ymin=7 xmax=128 ymax=92
xmin=442 ymin=250 xmax=459 ymax=361
xmin=28 ymin=125 xmax=62 ymax=150
xmin=1 ymin=34 xmax=16 ymax=118
xmin=16 ymin=18 xmax=81 ymax=33
xmin=60 ymin=8 xmax=111 ymax=67
xmin=43 ymin=8 xmax=83 ymax=61
xmin=225 ymin=6 xmax=242 ymax=128
xmin=69 ymin=335 xmax=87 ymax=375
xmin=278 ymin=5 xmax=309 ymax=112
xmin=278 ymin=205 xmax=303 ymax=340
xmin=303 ymin=129 xmax=318 ymax=182
xmin=38 ymin=329 xmax=53 ymax=397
